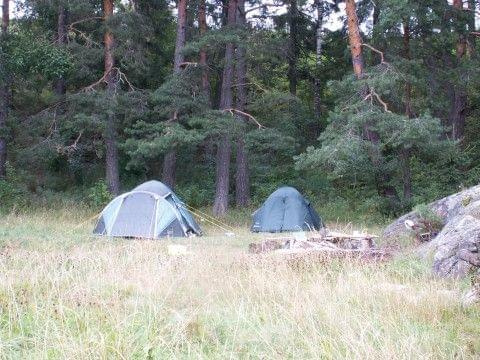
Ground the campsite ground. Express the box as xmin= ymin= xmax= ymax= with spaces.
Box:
xmin=0 ymin=206 xmax=479 ymax=359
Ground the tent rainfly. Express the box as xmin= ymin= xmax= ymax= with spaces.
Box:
xmin=251 ymin=186 xmax=323 ymax=233
xmin=93 ymin=180 xmax=202 ymax=238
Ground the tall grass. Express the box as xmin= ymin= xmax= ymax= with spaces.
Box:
xmin=0 ymin=209 xmax=479 ymax=359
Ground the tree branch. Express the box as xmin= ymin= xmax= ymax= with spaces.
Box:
xmin=82 ymin=67 xmax=136 ymax=92
xmin=179 ymin=62 xmax=199 ymax=68
xmin=56 ymin=131 xmax=83 ymax=155
xmin=223 ymin=109 xmax=266 ymax=129
xmin=362 ymin=43 xmax=386 ymax=64
xmin=245 ymin=3 xmax=284 ymax=14
xmin=68 ymin=16 xmax=103 ymax=28
xmin=364 ymin=89 xmax=392 ymax=113
xmin=68 ymin=26 xmax=101 ymax=47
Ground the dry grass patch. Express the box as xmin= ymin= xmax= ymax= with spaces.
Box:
xmin=0 ymin=209 xmax=479 ymax=359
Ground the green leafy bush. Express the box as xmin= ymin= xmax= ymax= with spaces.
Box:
xmin=86 ymin=181 xmax=113 ymax=208
xmin=0 ymin=179 xmax=27 ymax=210
xmin=176 ymin=183 xmax=214 ymax=208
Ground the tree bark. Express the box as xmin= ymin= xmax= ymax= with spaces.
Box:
xmin=313 ymin=0 xmax=324 ymax=120
xmin=449 ymin=0 xmax=467 ymax=140
xmin=103 ymin=0 xmax=120 ymax=195
xmin=1 ymin=0 xmax=7 ymax=34
xmin=199 ymin=0 xmax=210 ymax=100
xmin=345 ymin=0 xmax=364 ymax=79
xmin=403 ymin=22 xmax=413 ymax=118
xmin=54 ymin=4 xmax=67 ymax=96
xmin=401 ymin=21 xmax=413 ymax=204
xmin=372 ymin=0 xmax=380 ymax=27
xmin=162 ymin=0 xmax=187 ymax=189
xmin=235 ymin=0 xmax=250 ymax=207
xmin=0 ymin=0 xmax=9 ymax=179
xmin=213 ymin=0 xmax=237 ymax=216
xmin=173 ymin=0 xmax=187 ymax=74
xmin=287 ymin=0 xmax=298 ymax=95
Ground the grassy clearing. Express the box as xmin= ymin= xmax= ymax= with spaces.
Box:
xmin=0 ymin=208 xmax=479 ymax=359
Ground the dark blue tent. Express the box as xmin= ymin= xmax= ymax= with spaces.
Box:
xmin=94 ymin=180 xmax=202 ymax=238
xmin=251 ymin=187 xmax=323 ymax=233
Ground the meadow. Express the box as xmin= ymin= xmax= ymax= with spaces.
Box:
xmin=0 ymin=206 xmax=479 ymax=359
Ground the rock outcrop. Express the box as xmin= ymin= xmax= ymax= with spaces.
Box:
xmin=383 ymin=185 xmax=480 ymax=278
xmin=430 ymin=215 xmax=480 ymax=277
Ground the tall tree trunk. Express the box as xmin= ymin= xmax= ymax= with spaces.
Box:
xmin=372 ymin=0 xmax=380 ymax=27
xmin=313 ymin=0 xmax=324 ymax=120
xmin=449 ymin=0 xmax=467 ymax=140
xmin=401 ymin=21 xmax=413 ymax=204
xmin=199 ymin=0 xmax=210 ymax=100
xmin=103 ymin=0 xmax=120 ymax=195
xmin=162 ymin=0 xmax=187 ymax=188
xmin=403 ymin=22 xmax=413 ymax=118
xmin=287 ymin=0 xmax=298 ymax=95
xmin=0 ymin=0 xmax=9 ymax=179
xmin=235 ymin=0 xmax=249 ymax=207
xmin=345 ymin=0 xmax=364 ymax=79
xmin=54 ymin=4 xmax=67 ymax=96
xmin=173 ymin=0 xmax=187 ymax=74
xmin=213 ymin=0 xmax=236 ymax=216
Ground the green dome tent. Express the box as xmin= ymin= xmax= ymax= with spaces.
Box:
xmin=251 ymin=186 xmax=323 ymax=233
xmin=93 ymin=180 xmax=202 ymax=238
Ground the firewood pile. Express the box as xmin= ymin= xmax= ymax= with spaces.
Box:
xmin=249 ymin=230 xmax=389 ymax=261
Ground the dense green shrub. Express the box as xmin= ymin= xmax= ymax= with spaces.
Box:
xmin=86 ymin=180 xmax=113 ymax=208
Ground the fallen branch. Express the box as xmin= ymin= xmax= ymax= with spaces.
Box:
xmin=223 ymin=108 xmax=266 ymax=129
